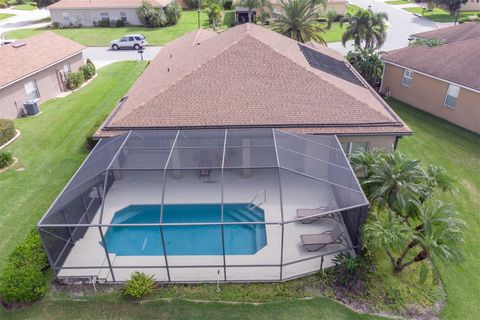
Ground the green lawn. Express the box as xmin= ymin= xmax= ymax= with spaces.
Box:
xmin=6 ymin=10 xmax=220 ymax=46
xmin=390 ymin=99 xmax=480 ymax=319
xmin=404 ymin=7 xmax=479 ymax=22
xmin=321 ymin=4 xmax=362 ymax=43
xmin=0 ymin=62 xmax=147 ymax=267
xmin=0 ymin=13 xmax=15 ymax=20
xmin=384 ymin=0 xmax=410 ymax=5
xmin=7 ymin=0 xmax=36 ymax=10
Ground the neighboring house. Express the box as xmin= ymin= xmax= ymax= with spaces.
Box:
xmin=460 ymin=0 xmax=480 ymax=11
xmin=381 ymin=23 xmax=480 ymax=134
xmin=95 ymin=23 xmax=411 ymax=155
xmin=270 ymin=0 xmax=348 ymax=18
xmin=48 ymin=0 xmax=173 ymax=27
xmin=0 ymin=32 xmax=85 ymax=119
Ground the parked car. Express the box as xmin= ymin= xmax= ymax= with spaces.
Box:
xmin=110 ymin=35 xmax=147 ymax=50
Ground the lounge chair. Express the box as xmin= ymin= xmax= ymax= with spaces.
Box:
xmin=300 ymin=223 xmax=345 ymax=252
xmin=296 ymin=201 xmax=337 ymax=224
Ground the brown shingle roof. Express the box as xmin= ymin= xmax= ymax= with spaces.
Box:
xmin=412 ymin=22 xmax=480 ymax=44
xmin=382 ymin=37 xmax=480 ymax=91
xmin=98 ymin=24 xmax=410 ymax=137
xmin=48 ymin=0 xmax=171 ymax=9
xmin=0 ymin=32 xmax=85 ymax=89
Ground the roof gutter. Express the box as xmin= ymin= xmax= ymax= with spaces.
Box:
xmin=382 ymin=60 xmax=480 ymax=94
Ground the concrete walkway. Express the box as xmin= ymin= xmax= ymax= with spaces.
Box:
xmin=327 ymin=0 xmax=453 ymax=54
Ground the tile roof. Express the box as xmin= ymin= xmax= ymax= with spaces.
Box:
xmin=48 ymin=0 xmax=171 ymax=9
xmin=382 ymin=34 xmax=480 ymax=91
xmin=0 ymin=32 xmax=85 ymax=89
xmin=411 ymin=22 xmax=480 ymax=44
xmin=98 ymin=24 xmax=410 ymax=137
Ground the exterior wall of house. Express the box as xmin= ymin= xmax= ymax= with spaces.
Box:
xmin=337 ymin=135 xmax=397 ymax=153
xmin=460 ymin=0 xmax=480 ymax=11
xmin=0 ymin=53 xmax=84 ymax=119
xmin=49 ymin=8 xmax=143 ymax=27
xmin=381 ymin=63 xmax=480 ymax=134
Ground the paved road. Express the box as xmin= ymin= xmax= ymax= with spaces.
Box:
xmin=83 ymin=46 xmax=162 ymax=68
xmin=0 ymin=8 xmax=50 ymax=38
xmin=328 ymin=0 xmax=453 ymax=54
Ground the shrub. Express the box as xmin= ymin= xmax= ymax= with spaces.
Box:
xmin=164 ymin=2 xmax=182 ymax=26
xmin=97 ymin=19 xmax=110 ymax=27
xmin=138 ymin=0 xmax=167 ymax=27
xmin=122 ymin=272 xmax=156 ymax=298
xmin=0 ymin=230 xmax=49 ymax=304
xmin=80 ymin=63 xmax=95 ymax=80
xmin=52 ymin=21 xmax=60 ymax=28
xmin=223 ymin=0 xmax=233 ymax=9
xmin=67 ymin=70 xmax=85 ymax=90
xmin=332 ymin=252 xmax=368 ymax=294
xmin=15 ymin=0 xmax=24 ymax=4
xmin=86 ymin=58 xmax=96 ymax=74
xmin=115 ymin=19 xmax=126 ymax=27
xmin=0 ymin=151 xmax=13 ymax=168
xmin=0 ymin=119 xmax=16 ymax=146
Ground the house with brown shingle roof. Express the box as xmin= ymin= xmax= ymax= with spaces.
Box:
xmin=0 ymin=32 xmax=85 ymax=119
xmin=97 ymin=23 xmax=411 ymax=154
xmin=48 ymin=0 xmax=174 ymax=27
xmin=381 ymin=23 xmax=480 ymax=134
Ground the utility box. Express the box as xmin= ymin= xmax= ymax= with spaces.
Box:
xmin=24 ymin=99 xmax=39 ymax=116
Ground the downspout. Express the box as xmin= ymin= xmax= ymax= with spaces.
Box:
xmin=394 ymin=136 xmax=400 ymax=150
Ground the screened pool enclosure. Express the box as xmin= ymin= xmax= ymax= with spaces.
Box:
xmin=38 ymin=129 xmax=369 ymax=283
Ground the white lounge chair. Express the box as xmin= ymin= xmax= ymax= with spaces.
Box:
xmin=300 ymin=223 xmax=345 ymax=252
xmin=296 ymin=201 xmax=337 ymax=224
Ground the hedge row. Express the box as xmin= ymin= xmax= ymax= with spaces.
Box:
xmin=67 ymin=59 xmax=96 ymax=90
xmin=0 ymin=230 xmax=49 ymax=304
xmin=0 ymin=119 xmax=15 ymax=146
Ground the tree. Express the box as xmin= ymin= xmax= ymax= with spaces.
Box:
xmin=435 ymin=0 xmax=468 ymax=15
xmin=326 ymin=11 xmax=337 ymax=30
xmin=137 ymin=0 xmax=167 ymax=27
xmin=346 ymin=48 xmax=384 ymax=87
xmin=36 ymin=0 xmax=58 ymax=9
xmin=164 ymin=2 xmax=183 ymax=26
xmin=340 ymin=8 xmax=388 ymax=49
xmin=257 ymin=0 xmax=273 ymax=25
xmin=271 ymin=0 xmax=326 ymax=44
xmin=203 ymin=0 xmax=223 ymax=28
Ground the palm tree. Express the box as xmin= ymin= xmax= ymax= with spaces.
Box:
xmin=350 ymin=148 xmax=385 ymax=180
xmin=392 ymin=200 xmax=464 ymax=273
xmin=340 ymin=8 xmax=388 ymax=49
xmin=346 ymin=48 xmax=384 ymax=87
xmin=363 ymin=152 xmax=426 ymax=212
xmin=271 ymin=0 xmax=326 ymax=44
xmin=364 ymin=11 xmax=388 ymax=49
xmin=257 ymin=0 xmax=273 ymax=24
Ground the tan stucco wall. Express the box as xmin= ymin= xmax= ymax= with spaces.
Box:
xmin=0 ymin=53 xmax=84 ymax=119
xmin=337 ymin=135 xmax=397 ymax=152
xmin=381 ymin=63 xmax=480 ymax=134
xmin=50 ymin=8 xmax=143 ymax=26
xmin=460 ymin=0 xmax=480 ymax=11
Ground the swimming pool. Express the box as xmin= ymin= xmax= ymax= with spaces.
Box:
xmin=104 ymin=204 xmax=267 ymax=256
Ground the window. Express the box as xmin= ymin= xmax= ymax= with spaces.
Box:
xmin=120 ymin=37 xmax=128 ymax=42
xmin=340 ymin=141 xmax=369 ymax=157
xmin=63 ymin=63 xmax=71 ymax=73
xmin=62 ymin=12 xmax=70 ymax=22
xmin=24 ymin=80 xmax=40 ymax=101
xmin=402 ymin=69 xmax=413 ymax=87
xmin=128 ymin=36 xmax=134 ymax=41
xmin=444 ymin=84 xmax=460 ymax=109
xmin=100 ymin=12 xmax=109 ymax=21
xmin=120 ymin=12 xmax=127 ymax=22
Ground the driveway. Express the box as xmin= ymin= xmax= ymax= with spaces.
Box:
xmin=83 ymin=46 xmax=162 ymax=68
xmin=328 ymin=0 xmax=453 ymax=54
xmin=0 ymin=8 xmax=50 ymax=38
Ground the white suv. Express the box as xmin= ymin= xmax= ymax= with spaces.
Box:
xmin=111 ymin=34 xmax=147 ymax=50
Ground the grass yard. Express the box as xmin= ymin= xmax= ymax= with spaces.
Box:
xmin=6 ymin=10 xmax=217 ymax=46
xmin=0 ymin=62 xmax=147 ymax=267
xmin=384 ymin=0 xmax=410 ymax=5
xmin=6 ymin=0 xmax=36 ymax=10
xmin=390 ymin=99 xmax=480 ymax=319
xmin=321 ymin=4 xmax=362 ymax=43
xmin=0 ymin=13 xmax=15 ymax=20
xmin=404 ymin=7 xmax=479 ymax=22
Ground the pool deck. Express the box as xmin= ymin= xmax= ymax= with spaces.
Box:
xmin=58 ymin=170 xmax=355 ymax=282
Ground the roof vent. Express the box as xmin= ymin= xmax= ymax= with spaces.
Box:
xmin=11 ymin=42 xmax=26 ymax=48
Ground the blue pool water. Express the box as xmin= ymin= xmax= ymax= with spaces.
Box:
xmin=104 ymin=204 xmax=267 ymax=256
